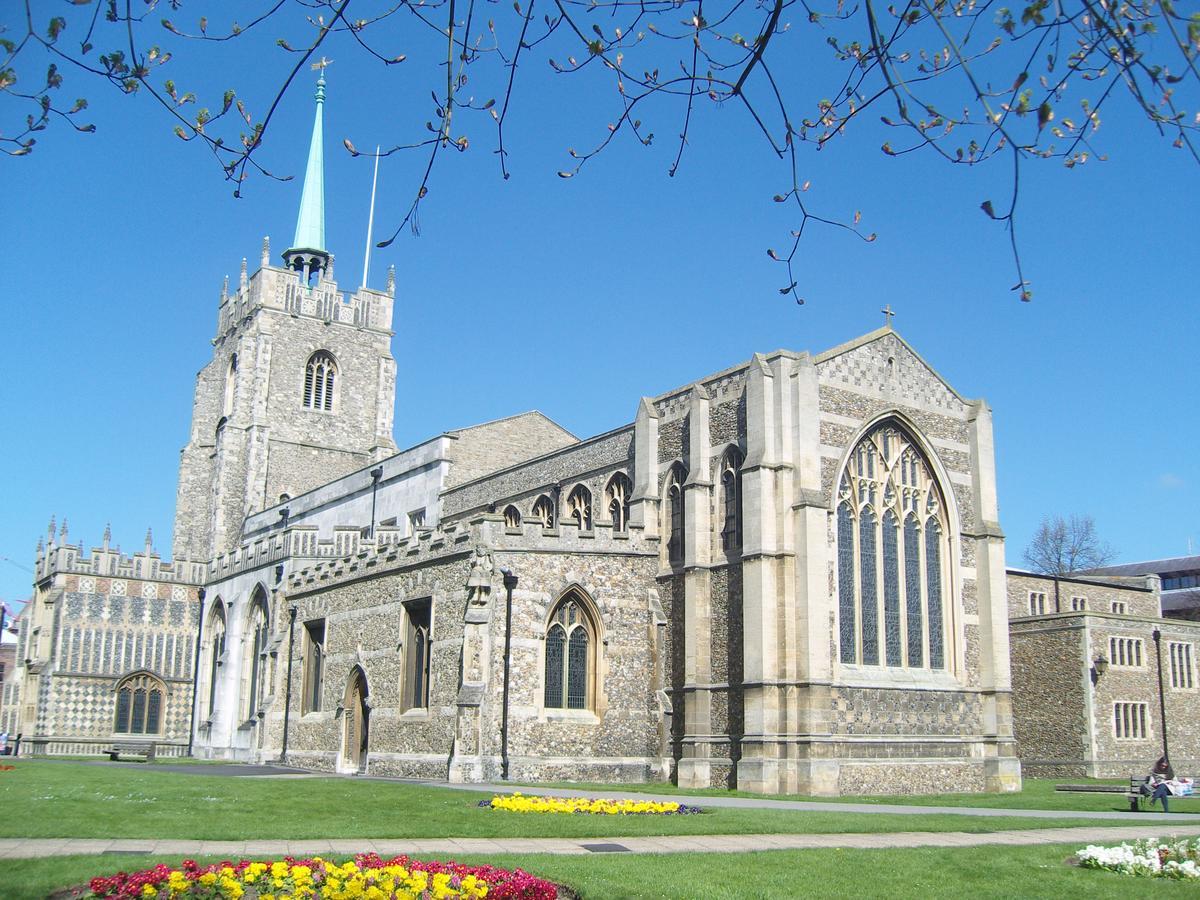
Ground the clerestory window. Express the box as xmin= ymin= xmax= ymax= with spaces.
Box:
xmin=567 ymin=485 xmax=593 ymax=531
xmin=606 ymin=472 xmax=632 ymax=533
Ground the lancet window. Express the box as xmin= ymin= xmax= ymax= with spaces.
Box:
xmin=204 ymin=602 xmax=227 ymax=720
xmin=666 ymin=464 xmax=687 ymax=565
xmin=606 ymin=473 xmax=632 ymax=533
xmin=503 ymin=505 xmax=522 ymax=529
xmin=242 ymin=588 xmax=271 ymax=720
xmin=543 ymin=594 xmax=596 ymax=710
xmin=566 ymin=485 xmax=592 ymax=531
xmin=836 ymin=423 xmax=949 ymax=670
xmin=303 ymin=351 xmax=337 ymax=411
xmin=114 ymin=672 xmax=165 ymax=735
xmin=720 ymin=448 xmax=744 ymax=553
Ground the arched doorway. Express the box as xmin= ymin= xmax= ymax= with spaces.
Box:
xmin=342 ymin=667 xmax=370 ymax=773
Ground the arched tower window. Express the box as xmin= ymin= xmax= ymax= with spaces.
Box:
xmin=666 ymin=464 xmax=687 ymax=565
xmin=204 ymin=602 xmax=227 ymax=720
xmin=720 ymin=448 xmax=744 ymax=553
xmin=303 ymin=351 xmax=337 ymax=411
xmin=114 ymin=672 xmax=166 ymax=736
xmin=605 ymin=472 xmax=632 ymax=533
xmin=566 ymin=485 xmax=592 ymax=531
xmin=531 ymin=495 xmax=555 ymax=531
xmin=503 ymin=505 xmax=522 ymax=529
xmin=223 ymin=353 xmax=238 ymax=418
xmin=543 ymin=592 xmax=597 ymax=710
xmin=242 ymin=588 xmax=271 ymax=720
xmin=835 ymin=422 xmax=950 ymax=670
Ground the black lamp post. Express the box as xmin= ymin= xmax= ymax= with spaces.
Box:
xmin=1152 ymin=628 xmax=1170 ymax=764
xmin=369 ymin=467 xmax=383 ymax=538
xmin=280 ymin=603 xmax=298 ymax=765
xmin=500 ymin=567 xmax=517 ymax=781
xmin=186 ymin=587 xmax=206 ymax=757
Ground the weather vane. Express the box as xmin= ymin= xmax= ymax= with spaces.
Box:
xmin=312 ymin=57 xmax=334 ymax=72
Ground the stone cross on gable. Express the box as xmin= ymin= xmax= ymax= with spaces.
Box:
xmin=881 ymin=304 xmax=896 ymax=327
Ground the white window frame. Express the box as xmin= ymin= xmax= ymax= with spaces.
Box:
xmin=1028 ymin=591 xmax=1047 ymax=615
xmin=1111 ymin=600 xmax=1127 ymax=614
xmin=1108 ymin=636 xmax=1145 ymax=668
xmin=1070 ymin=596 xmax=1087 ymax=611
xmin=1113 ymin=701 xmax=1149 ymax=740
xmin=1169 ymin=641 xmax=1195 ymax=691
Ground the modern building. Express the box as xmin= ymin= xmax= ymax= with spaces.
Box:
xmin=1086 ymin=556 xmax=1200 ymax=619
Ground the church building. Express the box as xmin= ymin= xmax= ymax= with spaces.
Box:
xmin=13 ymin=73 xmax=1023 ymax=796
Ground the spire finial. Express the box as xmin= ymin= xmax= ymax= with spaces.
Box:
xmin=103 ymin=523 xmax=112 ymax=549
xmin=60 ymin=518 xmax=68 ymax=542
xmin=386 ymin=264 xmax=396 ymax=297
xmin=47 ymin=516 xmax=56 ymax=544
xmin=145 ymin=528 xmax=154 ymax=550
xmin=261 ymin=236 xmax=271 ymax=268
xmin=240 ymin=257 xmax=248 ymax=288
xmin=221 ymin=275 xmax=229 ymax=302
xmin=285 ymin=64 xmax=329 ymax=278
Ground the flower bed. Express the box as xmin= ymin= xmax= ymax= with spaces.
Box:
xmin=86 ymin=854 xmax=558 ymax=899
xmin=481 ymin=792 xmax=702 ymax=815
xmin=1077 ymin=837 xmax=1200 ymax=879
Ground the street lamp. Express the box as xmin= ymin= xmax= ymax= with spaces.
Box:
xmin=500 ymin=567 xmax=518 ymax=781
xmin=1090 ymin=653 xmax=1109 ymax=685
xmin=1152 ymin=628 xmax=1170 ymax=765
xmin=280 ymin=604 xmax=298 ymax=765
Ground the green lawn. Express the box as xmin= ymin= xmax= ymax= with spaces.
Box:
xmin=0 ymin=762 xmax=1111 ymax=840
xmin=527 ymin=776 xmax=1183 ymax=815
xmin=5 ymin=845 xmax=1200 ymax=900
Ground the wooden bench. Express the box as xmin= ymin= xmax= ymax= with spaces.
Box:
xmin=106 ymin=741 xmax=157 ymax=762
xmin=1055 ymin=778 xmax=1196 ymax=812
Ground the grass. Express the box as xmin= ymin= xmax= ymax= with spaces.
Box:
xmin=526 ymin=776 xmax=1192 ymax=815
xmin=0 ymin=761 xmax=1114 ymax=840
xmin=7 ymin=844 xmax=1200 ymax=900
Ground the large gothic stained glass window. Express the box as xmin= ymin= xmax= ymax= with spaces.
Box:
xmin=836 ymin=422 xmax=950 ymax=670
xmin=543 ymin=594 xmax=597 ymax=711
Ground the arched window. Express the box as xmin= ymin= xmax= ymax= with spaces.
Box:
xmin=303 ymin=351 xmax=337 ymax=411
xmin=719 ymin=448 xmax=744 ymax=553
xmin=114 ymin=672 xmax=166 ymax=735
xmin=223 ymin=353 xmax=237 ymax=417
xmin=566 ymin=485 xmax=592 ymax=531
xmin=836 ymin=422 xmax=950 ymax=670
xmin=242 ymin=588 xmax=271 ymax=720
xmin=666 ymin=464 xmax=687 ymax=565
xmin=215 ymin=416 xmax=227 ymax=445
xmin=204 ymin=602 xmax=227 ymax=720
xmin=543 ymin=593 xmax=597 ymax=710
xmin=503 ymin=505 xmax=522 ymax=529
xmin=531 ymin=495 xmax=555 ymax=531
xmin=605 ymin=473 xmax=632 ymax=533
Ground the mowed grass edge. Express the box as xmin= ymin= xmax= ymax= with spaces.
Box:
xmin=0 ymin=762 xmax=1112 ymax=840
xmin=3 ymin=845 xmax=1200 ymax=900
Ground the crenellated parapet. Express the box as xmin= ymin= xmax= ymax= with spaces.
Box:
xmin=214 ymin=250 xmax=395 ymax=342
xmin=34 ymin=521 xmax=204 ymax=585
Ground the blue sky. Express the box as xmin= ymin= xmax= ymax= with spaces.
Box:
xmin=2 ymin=14 xmax=1197 ymax=604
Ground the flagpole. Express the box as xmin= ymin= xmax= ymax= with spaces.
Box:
xmin=362 ymin=146 xmax=381 ymax=289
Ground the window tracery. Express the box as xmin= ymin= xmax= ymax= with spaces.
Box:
xmin=114 ymin=672 xmax=165 ymax=735
xmin=666 ymin=464 xmax=687 ymax=565
xmin=566 ymin=485 xmax=593 ymax=531
xmin=531 ymin=495 xmax=555 ymax=530
xmin=303 ymin=351 xmax=337 ymax=411
xmin=543 ymin=594 xmax=596 ymax=711
xmin=720 ymin=448 xmax=744 ymax=553
xmin=605 ymin=473 xmax=632 ymax=533
xmin=836 ymin=422 xmax=949 ymax=670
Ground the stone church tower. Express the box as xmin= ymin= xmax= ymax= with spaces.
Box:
xmin=173 ymin=72 xmax=398 ymax=561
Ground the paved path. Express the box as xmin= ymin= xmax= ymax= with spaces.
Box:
xmin=428 ymin=780 xmax=1200 ymax=823
xmin=4 ymin=824 xmax=1200 ymax=859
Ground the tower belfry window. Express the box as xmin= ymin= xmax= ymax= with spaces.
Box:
xmin=303 ymin=351 xmax=337 ymax=411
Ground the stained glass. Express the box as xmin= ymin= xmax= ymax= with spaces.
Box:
xmin=567 ymin=629 xmax=589 ymax=709
xmin=926 ymin=520 xmax=944 ymax=669
xmin=544 ymin=625 xmax=565 ymax=708
xmin=904 ymin=515 xmax=923 ymax=667
xmin=146 ymin=690 xmax=162 ymax=734
xmin=860 ymin=507 xmax=878 ymax=665
xmin=883 ymin=511 xmax=901 ymax=666
xmin=115 ymin=688 xmax=131 ymax=732
xmin=837 ymin=503 xmax=856 ymax=663
xmin=131 ymin=689 xmax=147 ymax=734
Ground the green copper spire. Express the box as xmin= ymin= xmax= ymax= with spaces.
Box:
xmin=291 ymin=71 xmax=327 ymax=252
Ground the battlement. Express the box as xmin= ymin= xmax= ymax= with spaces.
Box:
xmin=214 ymin=238 xmax=395 ymax=340
xmin=34 ymin=521 xmax=204 ymax=585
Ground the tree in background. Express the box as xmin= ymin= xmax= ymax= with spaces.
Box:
xmin=1023 ymin=513 xmax=1117 ymax=575
xmin=2 ymin=1 xmax=1198 ymax=301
